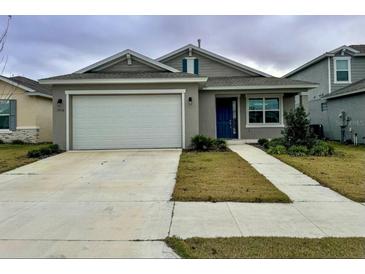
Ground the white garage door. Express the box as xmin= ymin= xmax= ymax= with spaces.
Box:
xmin=72 ymin=94 xmax=182 ymax=149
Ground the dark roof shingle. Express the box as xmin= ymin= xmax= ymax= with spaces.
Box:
xmin=325 ymin=78 xmax=365 ymax=99
xmin=40 ymin=72 xmax=200 ymax=81
xmin=205 ymin=76 xmax=317 ymax=88
xmin=350 ymin=44 xmax=365 ymax=54
xmin=9 ymin=76 xmax=52 ymax=96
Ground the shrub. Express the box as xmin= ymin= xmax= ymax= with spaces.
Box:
xmin=39 ymin=147 xmax=52 ymax=156
xmin=49 ymin=144 xmax=60 ymax=153
xmin=0 ymin=139 xmax=4 ymax=144
xmin=27 ymin=149 xmax=41 ymax=158
xmin=283 ymin=106 xmax=316 ymax=148
xmin=309 ymin=141 xmax=334 ymax=156
xmin=287 ymin=145 xmax=308 ymax=156
xmin=212 ymin=139 xmax=227 ymax=151
xmin=268 ymin=137 xmax=285 ymax=148
xmin=191 ymin=135 xmax=214 ymax=151
xmin=267 ymin=145 xmax=287 ymax=155
xmin=258 ymin=138 xmax=269 ymax=147
xmin=12 ymin=139 xmax=25 ymax=144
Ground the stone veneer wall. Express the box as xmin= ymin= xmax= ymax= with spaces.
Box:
xmin=0 ymin=128 xmax=39 ymax=143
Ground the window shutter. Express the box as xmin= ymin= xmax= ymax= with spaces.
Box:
xmin=182 ymin=59 xmax=187 ymax=72
xmin=9 ymin=100 xmax=17 ymax=131
xmin=194 ymin=59 xmax=199 ymax=74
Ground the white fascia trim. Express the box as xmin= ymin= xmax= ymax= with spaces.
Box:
xmin=0 ymin=75 xmax=36 ymax=93
xmin=157 ymin=44 xmax=272 ymax=77
xmin=333 ymin=56 xmax=352 ymax=84
xmin=26 ymin=92 xmax=52 ymax=99
xmin=74 ymin=49 xmax=179 ymax=73
xmin=246 ymin=94 xmax=284 ymax=128
xmin=202 ymin=84 xmax=318 ymax=91
xmin=326 ymin=88 xmax=365 ymax=100
xmin=65 ymin=89 xmax=186 ymax=95
xmin=40 ymin=77 xmax=208 ymax=85
xmin=329 ymin=45 xmax=360 ymax=54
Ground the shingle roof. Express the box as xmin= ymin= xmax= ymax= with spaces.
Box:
xmin=40 ymin=72 xmax=201 ymax=81
xmin=205 ymin=76 xmax=317 ymax=88
xmin=324 ymin=78 xmax=365 ymax=99
xmin=350 ymin=44 xmax=365 ymax=53
xmin=9 ymin=76 xmax=52 ymax=96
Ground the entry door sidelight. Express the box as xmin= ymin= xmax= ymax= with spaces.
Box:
xmin=216 ymin=97 xmax=238 ymax=139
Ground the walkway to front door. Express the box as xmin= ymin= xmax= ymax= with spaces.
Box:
xmin=216 ymin=97 xmax=238 ymax=139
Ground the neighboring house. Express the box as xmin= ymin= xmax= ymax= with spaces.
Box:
xmin=0 ymin=75 xmax=53 ymax=143
xmin=39 ymin=44 xmax=316 ymax=150
xmin=283 ymin=45 xmax=365 ymax=143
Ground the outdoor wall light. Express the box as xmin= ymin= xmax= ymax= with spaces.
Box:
xmin=57 ymin=99 xmax=63 ymax=106
xmin=188 ymin=97 xmax=192 ymax=105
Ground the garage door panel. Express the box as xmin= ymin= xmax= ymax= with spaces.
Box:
xmin=72 ymin=94 xmax=182 ymax=149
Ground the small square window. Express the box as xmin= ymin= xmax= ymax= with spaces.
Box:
xmin=321 ymin=102 xmax=328 ymax=112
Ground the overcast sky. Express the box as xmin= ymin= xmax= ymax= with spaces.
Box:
xmin=1 ymin=15 xmax=364 ymax=79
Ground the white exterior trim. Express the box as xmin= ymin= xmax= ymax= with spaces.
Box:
xmin=65 ymin=89 xmax=186 ymax=151
xmin=0 ymin=75 xmax=35 ymax=93
xmin=157 ymin=44 xmax=272 ymax=77
xmin=74 ymin=49 xmax=179 ymax=73
xmin=16 ymin=126 xmax=40 ymax=130
xmin=0 ymin=129 xmax=11 ymax=133
xmin=40 ymin=77 xmax=208 ymax=85
xmin=26 ymin=92 xmax=52 ymax=99
xmin=202 ymin=84 xmax=317 ymax=91
xmin=245 ymin=94 xmax=284 ymax=128
xmin=215 ymin=95 xmax=241 ymax=139
xmin=333 ymin=56 xmax=352 ymax=84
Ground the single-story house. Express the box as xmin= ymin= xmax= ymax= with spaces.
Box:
xmin=39 ymin=44 xmax=317 ymax=150
xmin=0 ymin=75 xmax=53 ymax=143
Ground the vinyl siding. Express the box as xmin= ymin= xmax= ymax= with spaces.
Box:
xmin=91 ymin=56 xmax=164 ymax=73
xmin=331 ymin=56 xmax=365 ymax=92
xmin=162 ymin=51 xmax=255 ymax=77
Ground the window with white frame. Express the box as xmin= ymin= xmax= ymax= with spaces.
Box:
xmin=0 ymin=100 xmax=10 ymax=129
xmin=247 ymin=96 xmax=281 ymax=126
xmin=334 ymin=57 xmax=351 ymax=83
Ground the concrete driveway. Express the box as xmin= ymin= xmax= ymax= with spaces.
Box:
xmin=0 ymin=150 xmax=181 ymax=258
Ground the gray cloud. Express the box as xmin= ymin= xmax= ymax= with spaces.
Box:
xmin=1 ymin=15 xmax=364 ymax=79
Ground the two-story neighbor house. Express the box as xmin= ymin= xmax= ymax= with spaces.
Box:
xmin=284 ymin=45 xmax=365 ymax=143
xmin=39 ymin=44 xmax=316 ymax=150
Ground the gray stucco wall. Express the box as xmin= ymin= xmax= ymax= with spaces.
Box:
xmin=326 ymin=93 xmax=365 ymax=144
xmin=199 ymin=90 xmax=297 ymax=140
xmin=51 ymin=83 xmax=200 ymax=150
xmin=161 ymin=51 xmax=255 ymax=77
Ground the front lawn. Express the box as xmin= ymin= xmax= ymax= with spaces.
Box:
xmin=275 ymin=142 xmax=365 ymax=202
xmin=166 ymin=236 xmax=365 ymax=259
xmin=172 ymin=150 xmax=290 ymax=202
xmin=0 ymin=143 xmax=51 ymax=174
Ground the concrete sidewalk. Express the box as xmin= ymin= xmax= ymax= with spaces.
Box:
xmin=170 ymin=144 xmax=365 ymax=239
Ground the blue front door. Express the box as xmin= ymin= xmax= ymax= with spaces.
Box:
xmin=216 ymin=98 xmax=238 ymax=139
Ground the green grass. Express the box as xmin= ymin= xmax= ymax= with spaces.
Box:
xmin=166 ymin=236 xmax=365 ymax=258
xmin=0 ymin=143 xmax=51 ymax=174
xmin=275 ymin=142 xmax=365 ymax=202
xmin=172 ymin=150 xmax=290 ymax=202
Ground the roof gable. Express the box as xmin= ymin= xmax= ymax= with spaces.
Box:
xmin=283 ymin=44 xmax=365 ymax=78
xmin=0 ymin=75 xmax=52 ymax=98
xmin=157 ymin=44 xmax=271 ymax=77
xmin=75 ymin=49 xmax=179 ymax=74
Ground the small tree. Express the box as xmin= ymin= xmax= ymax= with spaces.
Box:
xmin=282 ymin=106 xmax=315 ymax=147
